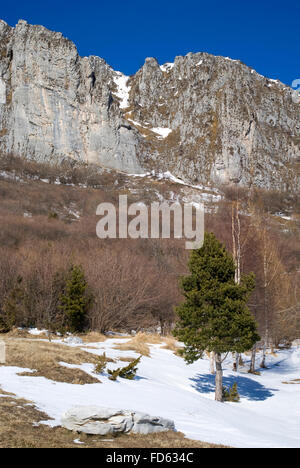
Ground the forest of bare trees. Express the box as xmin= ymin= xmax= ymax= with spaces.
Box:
xmin=0 ymin=155 xmax=299 ymax=350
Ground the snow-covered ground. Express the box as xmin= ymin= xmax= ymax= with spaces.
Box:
xmin=0 ymin=337 xmax=299 ymax=448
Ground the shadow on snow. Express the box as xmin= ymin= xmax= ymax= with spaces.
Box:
xmin=190 ymin=373 xmax=277 ymax=401
xmin=258 ymin=357 xmax=296 ymax=376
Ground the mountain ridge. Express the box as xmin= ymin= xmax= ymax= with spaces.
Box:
xmin=0 ymin=19 xmax=299 ymax=192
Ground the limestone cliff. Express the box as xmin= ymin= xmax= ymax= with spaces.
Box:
xmin=0 ymin=19 xmax=299 ymax=191
xmin=0 ymin=19 xmax=142 ymax=173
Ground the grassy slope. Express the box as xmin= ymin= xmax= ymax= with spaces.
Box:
xmin=0 ymin=333 xmax=225 ymax=448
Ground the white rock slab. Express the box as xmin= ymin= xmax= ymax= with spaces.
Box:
xmin=61 ymin=405 xmax=175 ymax=435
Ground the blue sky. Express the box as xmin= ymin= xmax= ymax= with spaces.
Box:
xmin=1 ymin=1 xmax=299 ymax=86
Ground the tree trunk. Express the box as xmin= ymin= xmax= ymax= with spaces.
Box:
xmin=236 ymin=353 xmax=239 ymax=373
xmin=260 ymin=330 xmax=268 ymax=368
xmin=249 ymin=343 xmax=256 ymax=373
xmin=232 ymin=352 xmax=240 ymax=372
xmin=232 ymin=352 xmax=236 ymax=371
xmin=159 ymin=318 xmax=165 ymax=336
xmin=215 ymin=353 xmax=223 ymax=402
xmin=209 ymin=352 xmax=216 ymax=374
xmin=260 ymin=345 xmax=266 ymax=368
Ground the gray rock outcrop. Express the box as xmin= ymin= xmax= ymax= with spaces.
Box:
xmin=131 ymin=411 xmax=175 ymax=434
xmin=61 ymin=406 xmax=175 ymax=435
xmin=0 ymin=19 xmax=142 ymax=174
xmin=0 ymin=19 xmax=299 ymax=192
xmin=130 ymin=54 xmax=300 ymax=191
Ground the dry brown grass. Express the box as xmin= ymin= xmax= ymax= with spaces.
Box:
xmin=0 ymin=390 xmax=225 ymax=448
xmin=282 ymin=379 xmax=300 ymax=385
xmin=118 ymin=356 xmax=137 ymax=363
xmin=0 ymin=386 xmax=16 ymax=398
xmin=161 ymin=336 xmax=181 ymax=354
xmin=78 ymin=332 xmax=107 ymax=344
xmin=114 ymin=333 xmax=181 ymax=357
xmin=114 ymin=333 xmax=164 ymax=357
xmin=1 ymin=337 xmax=101 ymax=384
xmin=0 ymin=335 xmax=228 ymax=448
xmin=5 ymin=328 xmax=47 ymax=339
xmin=5 ymin=329 xmax=108 ymax=343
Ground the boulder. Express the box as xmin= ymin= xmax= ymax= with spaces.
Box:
xmin=132 ymin=412 xmax=175 ymax=434
xmin=61 ymin=406 xmax=134 ymax=435
xmin=61 ymin=406 xmax=175 ymax=435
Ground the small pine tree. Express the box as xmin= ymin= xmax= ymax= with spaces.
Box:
xmin=59 ymin=265 xmax=93 ymax=333
xmin=108 ymin=356 xmax=141 ymax=381
xmin=95 ymin=353 xmax=109 ymax=374
xmin=0 ymin=276 xmax=25 ymax=333
xmin=230 ymin=382 xmax=240 ymax=402
xmin=48 ymin=269 xmax=70 ymax=335
xmin=223 ymin=382 xmax=240 ymax=402
xmin=173 ymin=232 xmax=260 ymax=401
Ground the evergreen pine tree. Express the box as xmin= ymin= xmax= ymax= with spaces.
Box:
xmin=47 ymin=269 xmax=70 ymax=334
xmin=223 ymin=382 xmax=240 ymax=402
xmin=0 ymin=276 xmax=25 ymax=333
xmin=108 ymin=356 xmax=141 ymax=381
xmin=95 ymin=353 xmax=109 ymax=374
xmin=173 ymin=232 xmax=260 ymax=401
xmin=59 ymin=265 xmax=93 ymax=333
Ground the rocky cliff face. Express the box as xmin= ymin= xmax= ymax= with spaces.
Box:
xmin=0 ymin=19 xmax=299 ymax=191
xmin=0 ymin=19 xmax=143 ymax=174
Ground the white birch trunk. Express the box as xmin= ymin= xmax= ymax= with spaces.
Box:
xmin=215 ymin=353 xmax=223 ymax=402
xmin=249 ymin=343 xmax=256 ymax=373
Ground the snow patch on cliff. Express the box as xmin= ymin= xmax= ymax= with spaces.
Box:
xmin=113 ymin=72 xmax=131 ymax=109
xmin=151 ymin=127 xmax=173 ymax=139
xmin=160 ymin=63 xmax=174 ymax=72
